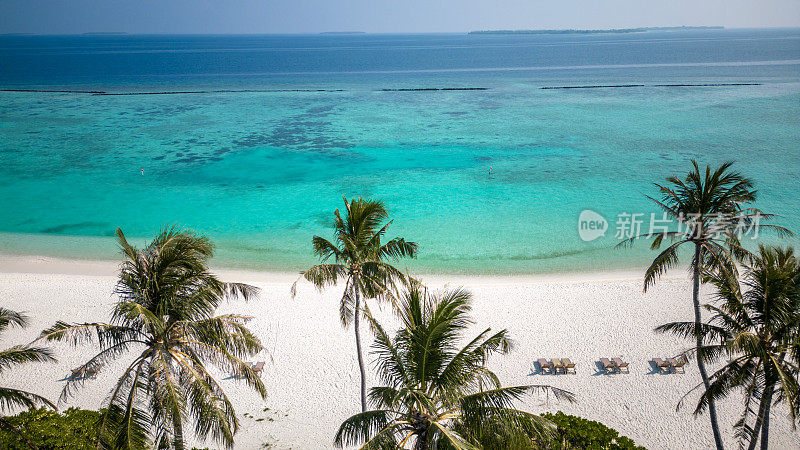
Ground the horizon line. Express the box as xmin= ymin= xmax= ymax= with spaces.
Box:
xmin=4 ymin=25 xmax=800 ymax=37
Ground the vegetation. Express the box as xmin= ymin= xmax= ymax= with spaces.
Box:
xmin=37 ymin=227 xmax=266 ymax=449
xmin=0 ymin=307 xmax=56 ymax=445
xmin=619 ymin=160 xmax=791 ymax=450
xmin=541 ymin=412 xmax=645 ymax=450
xmin=293 ymin=196 xmax=417 ymax=412
xmin=657 ymin=245 xmax=800 ymax=450
xmin=334 ymin=283 xmax=574 ymax=449
xmin=0 ymin=407 xmax=102 ymax=449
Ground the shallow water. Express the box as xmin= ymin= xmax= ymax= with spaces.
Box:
xmin=1 ymin=29 xmax=798 ymax=273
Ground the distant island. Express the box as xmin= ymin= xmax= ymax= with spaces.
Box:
xmin=320 ymin=31 xmax=366 ymax=35
xmin=469 ymin=26 xmax=723 ymax=35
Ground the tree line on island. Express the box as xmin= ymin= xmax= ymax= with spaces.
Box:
xmin=0 ymin=160 xmax=798 ymax=449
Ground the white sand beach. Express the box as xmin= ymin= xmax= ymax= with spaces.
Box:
xmin=1 ymin=254 xmax=798 ymax=449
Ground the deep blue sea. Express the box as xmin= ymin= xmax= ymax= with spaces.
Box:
xmin=1 ymin=29 xmax=798 ymax=273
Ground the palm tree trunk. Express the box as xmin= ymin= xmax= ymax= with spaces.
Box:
xmin=759 ymin=373 xmax=774 ymax=450
xmin=760 ymin=400 xmax=771 ymax=450
xmin=747 ymin=351 xmax=784 ymax=450
xmin=693 ymin=243 xmax=725 ymax=450
xmin=746 ymin=388 xmax=769 ymax=450
xmin=413 ymin=430 xmax=428 ymax=450
xmin=173 ymin=412 xmax=185 ymax=450
xmin=353 ymin=287 xmax=368 ymax=412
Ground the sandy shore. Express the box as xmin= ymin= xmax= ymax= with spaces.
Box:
xmin=0 ymin=254 xmax=797 ymax=449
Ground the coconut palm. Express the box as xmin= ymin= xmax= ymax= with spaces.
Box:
xmin=334 ymin=284 xmax=575 ymax=449
xmin=38 ymin=227 xmax=266 ymax=450
xmin=293 ymin=196 xmax=418 ymax=412
xmin=619 ymin=160 xmax=791 ymax=450
xmin=0 ymin=308 xmax=55 ymax=444
xmin=657 ymin=245 xmax=800 ymax=450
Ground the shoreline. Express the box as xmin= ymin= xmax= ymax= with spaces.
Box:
xmin=0 ymin=251 xmax=671 ymax=285
xmin=2 ymin=258 xmax=797 ymax=449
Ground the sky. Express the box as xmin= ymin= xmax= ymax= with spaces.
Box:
xmin=1 ymin=0 xmax=799 ymax=35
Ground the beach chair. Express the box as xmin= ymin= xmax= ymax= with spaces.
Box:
xmin=612 ymin=357 xmax=630 ymax=374
xmin=562 ymin=358 xmax=576 ymax=374
xmin=537 ymin=358 xmax=553 ymax=374
xmin=668 ymin=356 xmax=687 ymax=374
xmin=552 ymin=358 xmax=566 ymax=374
xmin=599 ymin=358 xmax=615 ymax=373
xmin=71 ymin=366 xmax=98 ymax=379
xmin=249 ymin=361 xmax=265 ymax=375
xmin=653 ymin=358 xmax=672 ymax=373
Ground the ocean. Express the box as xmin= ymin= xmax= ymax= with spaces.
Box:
xmin=1 ymin=29 xmax=798 ymax=273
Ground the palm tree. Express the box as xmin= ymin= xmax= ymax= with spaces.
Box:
xmin=0 ymin=308 xmax=55 ymax=445
xmin=619 ymin=160 xmax=791 ymax=450
xmin=657 ymin=245 xmax=800 ymax=450
xmin=292 ymin=196 xmax=418 ymax=412
xmin=335 ymin=284 xmax=575 ymax=449
xmin=38 ymin=227 xmax=267 ymax=449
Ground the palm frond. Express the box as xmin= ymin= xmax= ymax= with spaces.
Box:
xmin=379 ymin=238 xmax=418 ymax=261
xmin=655 ymin=321 xmax=728 ymax=343
xmin=0 ymin=387 xmax=55 ymax=412
xmin=428 ymin=422 xmax=481 ymax=450
xmin=299 ymin=264 xmax=349 ymax=292
xmin=96 ymin=355 xmax=150 ymax=448
xmin=0 ymin=308 xmax=28 ymax=333
xmin=643 ymin=240 xmax=686 ymax=291
xmin=0 ymin=345 xmax=55 ymax=374
xmin=37 ymin=321 xmax=142 ymax=348
xmin=366 ymin=311 xmax=411 ymax=388
xmin=437 ymin=328 xmax=511 ymax=398
xmin=334 ymin=410 xmax=393 ymax=448
xmin=460 ymin=385 xmax=575 ymax=414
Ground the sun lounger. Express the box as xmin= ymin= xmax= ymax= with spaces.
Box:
xmin=653 ymin=358 xmax=672 ymax=373
xmin=537 ymin=358 xmax=553 ymax=374
xmin=249 ymin=361 xmax=265 ymax=374
xmin=71 ymin=366 xmax=98 ymax=379
xmin=599 ymin=358 xmax=615 ymax=373
xmin=612 ymin=357 xmax=630 ymax=374
xmin=552 ymin=358 xmax=566 ymax=374
xmin=668 ymin=356 xmax=687 ymax=373
xmin=562 ymin=358 xmax=576 ymax=374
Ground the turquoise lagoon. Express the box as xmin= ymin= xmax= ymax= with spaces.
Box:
xmin=0 ymin=30 xmax=798 ymax=273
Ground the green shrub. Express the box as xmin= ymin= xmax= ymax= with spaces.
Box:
xmin=0 ymin=407 xmax=102 ymax=449
xmin=0 ymin=408 xmax=643 ymax=449
xmin=542 ymin=412 xmax=646 ymax=450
